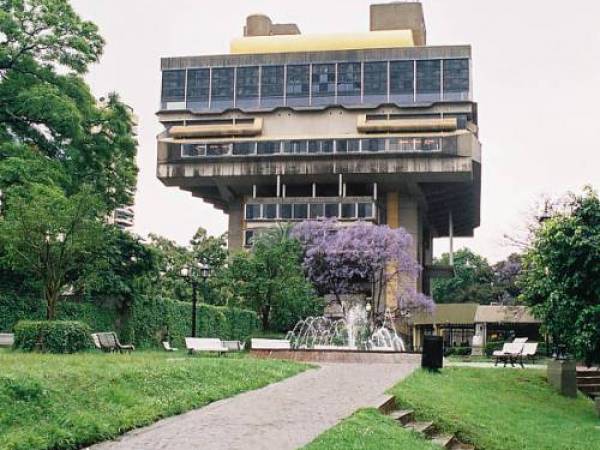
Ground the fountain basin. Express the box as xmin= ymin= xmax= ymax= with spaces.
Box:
xmin=250 ymin=347 xmax=420 ymax=364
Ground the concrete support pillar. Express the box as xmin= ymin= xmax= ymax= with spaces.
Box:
xmin=227 ymin=199 xmax=244 ymax=251
xmin=385 ymin=192 xmax=422 ymax=309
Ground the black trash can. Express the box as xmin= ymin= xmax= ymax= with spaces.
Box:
xmin=421 ymin=335 xmax=443 ymax=370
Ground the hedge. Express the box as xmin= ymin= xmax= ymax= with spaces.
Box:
xmin=130 ymin=296 xmax=260 ymax=348
xmin=13 ymin=321 xmax=92 ymax=353
xmin=2 ymin=294 xmax=259 ymax=349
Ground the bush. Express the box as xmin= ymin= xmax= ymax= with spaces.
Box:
xmin=13 ymin=321 xmax=92 ymax=353
xmin=445 ymin=346 xmax=472 ymax=356
xmin=485 ymin=341 xmax=506 ymax=357
xmin=129 ymin=296 xmax=260 ymax=348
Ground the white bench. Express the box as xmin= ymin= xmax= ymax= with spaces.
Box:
xmin=185 ymin=338 xmax=228 ymax=356
xmin=251 ymin=338 xmax=291 ymax=350
xmin=222 ymin=340 xmax=245 ymax=352
xmin=0 ymin=333 xmax=14 ymax=347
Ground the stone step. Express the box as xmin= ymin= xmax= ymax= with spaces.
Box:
xmin=450 ymin=443 xmax=475 ymax=450
xmin=576 ymin=377 xmax=600 ymax=385
xmin=430 ymin=432 xmax=456 ymax=449
xmin=576 ymin=370 xmax=600 ymax=377
xmin=578 ymin=384 xmax=600 ymax=393
xmin=404 ymin=420 xmax=435 ymax=437
xmin=389 ymin=409 xmax=414 ymax=426
xmin=375 ymin=394 xmax=396 ymax=415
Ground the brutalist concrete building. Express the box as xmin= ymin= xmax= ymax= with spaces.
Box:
xmin=156 ymin=2 xmax=481 ymax=299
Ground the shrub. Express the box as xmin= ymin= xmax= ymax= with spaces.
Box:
xmin=485 ymin=341 xmax=505 ymax=357
xmin=445 ymin=346 xmax=472 ymax=356
xmin=129 ymin=296 xmax=260 ymax=348
xmin=13 ymin=321 xmax=92 ymax=353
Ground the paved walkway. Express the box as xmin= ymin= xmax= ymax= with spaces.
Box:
xmin=89 ymin=359 xmax=419 ymax=450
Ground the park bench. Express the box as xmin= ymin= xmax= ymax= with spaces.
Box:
xmin=162 ymin=341 xmax=178 ymax=352
xmin=91 ymin=333 xmax=102 ymax=349
xmin=251 ymin=338 xmax=291 ymax=350
xmin=185 ymin=338 xmax=228 ymax=356
xmin=520 ymin=342 xmax=539 ymax=365
xmin=493 ymin=342 xmax=524 ymax=367
xmin=0 ymin=333 xmax=14 ymax=347
xmin=222 ymin=340 xmax=246 ymax=352
xmin=96 ymin=332 xmax=135 ymax=353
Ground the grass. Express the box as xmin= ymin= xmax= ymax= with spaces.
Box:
xmin=0 ymin=349 xmax=307 ymax=450
xmin=303 ymin=408 xmax=439 ymax=450
xmin=391 ymin=368 xmax=600 ymax=450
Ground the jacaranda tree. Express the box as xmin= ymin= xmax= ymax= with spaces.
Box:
xmin=292 ymin=219 xmax=434 ymax=316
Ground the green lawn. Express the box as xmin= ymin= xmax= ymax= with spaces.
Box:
xmin=304 ymin=408 xmax=438 ymax=450
xmin=0 ymin=349 xmax=307 ymax=450
xmin=391 ymin=368 xmax=600 ymax=450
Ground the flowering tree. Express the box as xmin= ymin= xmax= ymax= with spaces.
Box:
xmin=292 ymin=219 xmax=434 ymax=316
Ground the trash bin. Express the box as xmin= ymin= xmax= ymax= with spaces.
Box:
xmin=422 ymin=335 xmax=443 ymax=370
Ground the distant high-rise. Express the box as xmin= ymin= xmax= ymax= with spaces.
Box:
xmin=156 ymin=2 xmax=481 ymax=301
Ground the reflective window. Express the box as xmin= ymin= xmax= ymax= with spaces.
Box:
xmin=161 ymin=70 xmax=185 ymax=101
xmin=361 ymin=138 xmax=386 ymax=152
xmin=211 ymin=67 xmax=234 ymax=108
xmin=286 ymin=65 xmax=310 ymax=100
xmin=261 ymin=66 xmax=284 ymax=105
xmin=284 ymin=140 xmax=308 ymax=154
xmin=232 ymin=142 xmax=255 ymax=155
xmin=364 ymin=61 xmax=388 ymax=96
xmin=416 ymin=60 xmax=441 ymax=99
xmin=182 ymin=143 xmax=206 ymax=157
xmin=312 ymin=64 xmax=336 ymax=101
xmin=186 ymin=69 xmax=209 ymax=109
xmin=245 ymin=204 xmax=261 ymax=220
xmin=335 ymin=139 xmax=360 ymax=153
xmin=337 ymin=63 xmax=361 ymax=101
xmin=309 ymin=203 xmax=324 ymax=218
xmin=280 ymin=203 xmax=292 ymax=219
xmin=325 ymin=203 xmax=339 ymax=218
xmin=264 ymin=204 xmax=277 ymax=219
xmin=206 ymin=143 xmax=231 ymax=156
xmin=390 ymin=61 xmax=414 ymax=97
xmin=341 ymin=203 xmax=356 ymax=218
xmin=421 ymin=137 xmax=441 ymax=151
xmin=244 ymin=230 xmax=255 ymax=247
xmin=236 ymin=66 xmax=259 ymax=100
xmin=257 ymin=141 xmax=280 ymax=155
xmin=293 ymin=204 xmax=308 ymax=219
xmin=389 ymin=137 xmax=415 ymax=152
xmin=308 ymin=140 xmax=334 ymax=154
xmin=443 ymin=59 xmax=469 ymax=100
xmin=357 ymin=203 xmax=373 ymax=218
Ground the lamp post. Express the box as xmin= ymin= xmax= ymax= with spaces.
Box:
xmin=180 ymin=262 xmax=212 ymax=338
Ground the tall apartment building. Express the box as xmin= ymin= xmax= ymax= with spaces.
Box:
xmin=156 ymin=2 xmax=481 ymax=300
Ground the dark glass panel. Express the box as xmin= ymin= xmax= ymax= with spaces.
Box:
xmin=337 ymin=62 xmax=361 ymax=98
xmin=257 ymin=141 xmax=280 ymax=155
xmin=389 ymin=61 xmax=414 ymax=95
xmin=416 ymin=60 xmax=441 ymax=97
xmin=357 ymin=203 xmax=373 ymax=218
xmin=293 ymin=204 xmax=308 ymax=219
xmin=264 ymin=204 xmax=277 ymax=219
xmin=341 ymin=203 xmax=356 ymax=218
xmin=261 ymin=65 xmax=284 ymax=103
xmin=364 ymin=61 xmax=388 ymax=96
xmin=324 ymin=203 xmax=339 ymax=218
xmin=236 ymin=66 xmax=259 ymax=99
xmin=286 ymin=65 xmax=310 ymax=97
xmin=232 ymin=142 xmax=255 ymax=155
xmin=280 ymin=204 xmax=292 ymax=219
xmin=245 ymin=204 xmax=261 ymax=220
xmin=361 ymin=138 xmax=386 ymax=152
xmin=311 ymin=64 xmax=336 ymax=97
xmin=186 ymin=69 xmax=209 ymax=101
xmin=211 ymin=67 xmax=234 ymax=100
xmin=309 ymin=203 xmax=324 ymax=218
xmin=161 ymin=70 xmax=185 ymax=101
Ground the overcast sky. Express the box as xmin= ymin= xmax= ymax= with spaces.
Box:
xmin=70 ymin=0 xmax=600 ymax=263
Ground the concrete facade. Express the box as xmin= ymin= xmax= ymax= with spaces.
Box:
xmin=156 ymin=2 xmax=482 ymax=300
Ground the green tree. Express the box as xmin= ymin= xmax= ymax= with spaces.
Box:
xmin=0 ymin=0 xmax=137 ymax=211
xmin=0 ymin=184 xmax=104 ymax=319
xmin=520 ymin=187 xmax=600 ymax=364
xmin=214 ymin=227 xmax=322 ymax=331
xmin=431 ymin=248 xmax=494 ymax=304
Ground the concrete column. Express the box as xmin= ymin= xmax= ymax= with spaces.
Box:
xmin=227 ymin=198 xmax=244 ymax=251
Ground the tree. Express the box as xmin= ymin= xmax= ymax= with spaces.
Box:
xmin=291 ymin=219 xmax=433 ymax=316
xmin=519 ymin=187 xmax=600 ymax=365
xmin=0 ymin=184 xmax=103 ymax=319
xmin=214 ymin=226 xmax=321 ymax=331
xmin=0 ymin=1 xmax=137 ymax=212
xmin=492 ymin=253 xmax=522 ymax=304
xmin=431 ymin=248 xmax=494 ymax=304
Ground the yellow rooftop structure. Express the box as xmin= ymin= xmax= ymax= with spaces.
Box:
xmin=230 ymin=30 xmax=415 ymax=55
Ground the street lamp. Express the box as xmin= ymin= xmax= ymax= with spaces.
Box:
xmin=180 ymin=262 xmax=212 ymax=337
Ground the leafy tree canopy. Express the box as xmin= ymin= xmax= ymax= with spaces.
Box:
xmin=0 ymin=183 xmax=104 ymax=319
xmin=519 ymin=187 xmax=600 ymax=364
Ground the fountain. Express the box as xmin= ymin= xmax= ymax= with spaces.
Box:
xmin=283 ymin=303 xmax=406 ymax=352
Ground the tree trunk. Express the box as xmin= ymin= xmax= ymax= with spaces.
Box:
xmin=45 ymin=286 xmax=59 ymax=321
xmin=261 ymin=305 xmax=270 ymax=331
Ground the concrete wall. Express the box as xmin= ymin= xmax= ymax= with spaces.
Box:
xmin=370 ymin=2 xmax=426 ymax=46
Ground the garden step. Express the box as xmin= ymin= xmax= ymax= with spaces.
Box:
xmin=430 ymin=432 xmax=456 ymax=448
xmin=450 ymin=443 xmax=475 ymax=450
xmin=389 ymin=409 xmax=414 ymax=425
xmin=576 ymin=377 xmax=600 ymax=385
xmin=578 ymin=384 xmax=600 ymax=393
xmin=404 ymin=420 xmax=435 ymax=437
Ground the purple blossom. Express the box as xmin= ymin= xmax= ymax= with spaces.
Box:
xmin=292 ymin=219 xmax=434 ymax=314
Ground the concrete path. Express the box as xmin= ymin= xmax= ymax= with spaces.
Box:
xmin=89 ymin=359 xmax=419 ymax=450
